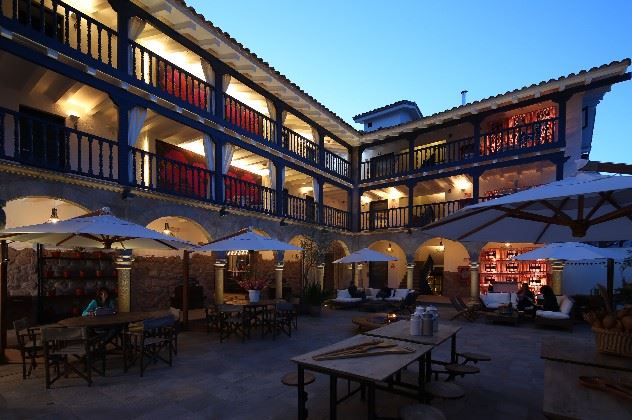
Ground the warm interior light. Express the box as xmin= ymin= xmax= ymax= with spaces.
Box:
xmin=387 ymin=243 xmax=392 ymax=252
xmin=454 ymin=176 xmax=471 ymax=192
xmin=48 ymin=207 xmax=59 ymax=224
xmin=163 ymin=222 xmax=172 ymax=236
xmin=505 ymin=242 xmax=511 ymax=248
xmin=178 ymin=139 xmax=270 ymax=176
xmin=298 ymin=186 xmax=314 ymax=195
xmin=438 ymin=239 xmax=444 ymax=252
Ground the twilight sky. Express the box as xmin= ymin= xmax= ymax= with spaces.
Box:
xmin=188 ymin=0 xmax=632 ymax=163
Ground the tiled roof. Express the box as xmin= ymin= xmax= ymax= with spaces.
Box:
xmin=170 ymin=0 xmax=359 ymax=137
xmin=353 ymin=100 xmax=422 ymax=121
xmin=360 ymin=58 xmax=631 ymax=143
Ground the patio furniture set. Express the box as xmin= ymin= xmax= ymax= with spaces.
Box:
xmin=13 ymin=310 xmax=178 ymax=387
xmin=292 ymin=320 xmax=491 ymax=419
xmin=205 ymin=300 xmax=298 ymax=343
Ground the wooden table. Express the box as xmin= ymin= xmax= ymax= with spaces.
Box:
xmin=541 ymin=337 xmax=632 ymax=420
xmin=292 ymin=334 xmax=433 ymax=420
xmin=485 ymin=310 xmax=520 ymax=326
xmin=58 ymin=310 xmax=171 ymax=328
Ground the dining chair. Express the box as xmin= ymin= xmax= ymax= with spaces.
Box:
xmin=13 ymin=318 xmax=42 ymax=379
xmin=42 ymin=326 xmax=96 ymax=388
xmin=123 ymin=315 xmax=176 ymax=377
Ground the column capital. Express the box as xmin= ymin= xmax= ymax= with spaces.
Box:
xmin=214 ymin=259 xmax=227 ymax=267
xmin=275 ymin=261 xmax=285 ymax=270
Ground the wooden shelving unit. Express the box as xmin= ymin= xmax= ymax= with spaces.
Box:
xmin=479 ymin=246 xmax=549 ymax=293
xmin=37 ymin=245 xmax=117 ymax=323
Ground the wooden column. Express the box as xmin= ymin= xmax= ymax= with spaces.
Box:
xmin=407 ymin=182 xmax=414 ymax=228
xmin=182 ymin=250 xmax=190 ymax=329
xmin=214 ymin=259 xmax=226 ymax=305
xmin=0 ymin=240 xmax=8 ymax=364
xmin=275 ymin=161 xmax=285 ymax=218
xmin=115 ymin=250 xmax=134 ymax=312
xmin=317 ymin=177 xmax=324 ymax=225
xmin=214 ymin=138 xmax=225 ymax=204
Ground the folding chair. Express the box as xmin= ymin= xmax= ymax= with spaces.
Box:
xmin=13 ymin=318 xmax=42 ymax=379
xmin=449 ymin=297 xmax=480 ymax=322
xmin=42 ymin=327 xmax=97 ymax=389
xmin=123 ymin=316 xmax=176 ymax=377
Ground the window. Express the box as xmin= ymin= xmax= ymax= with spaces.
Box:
xmin=367 ymin=121 xmax=373 ymax=128
xmin=18 ymin=106 xmax=66 ymax=170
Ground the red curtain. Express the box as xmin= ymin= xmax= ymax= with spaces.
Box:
xmin=225 ymin=101 xmax=262 ymax=137
xmin=160 ymin=66 xmax=208 ymax=110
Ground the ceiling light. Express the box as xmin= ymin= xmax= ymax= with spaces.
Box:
xmin=438 ymin=239 xmax=444 ymax=252
xmin=48 ymin=208 xmax=60 ymax=224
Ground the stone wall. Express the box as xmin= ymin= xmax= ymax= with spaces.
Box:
xmin=131 ymin=255 xmax=184 ymax=311
xmin=189 ymin=253 xmax=216 ymax=302
xmin=8 ymin=248 xmax=38 ymax=296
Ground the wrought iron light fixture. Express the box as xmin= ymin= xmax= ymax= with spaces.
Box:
xmin=387 ymin=243 xmax=392 ymax=252
xmin=48 ymin=207 xmax=60 ymax=224
xmin=163 ymin=222 xmax=172 ymax=236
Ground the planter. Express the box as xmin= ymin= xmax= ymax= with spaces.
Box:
xmin=248 ymin=290 xmax=261 ymax=303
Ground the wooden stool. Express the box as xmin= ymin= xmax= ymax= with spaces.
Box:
xmin=457 ymin=352 xmax=491 ymax=364
xmin=444 ymin=363 xmax=480 ymax=381
xmin=281 ymin=372 xmax=316 ymax=386
xmin=426 ymin=381 xmax=465 ymax=400
xmin=400 ymin=404 xmax=447 ymax=420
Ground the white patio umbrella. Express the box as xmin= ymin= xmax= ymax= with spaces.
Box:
xmin=424 ymin=173 xmax=632 ymax=242
xmin=334 ymin=248 xmax=398 ymax=289
xmin=333 ymin=248 xmax=398 ymax=264
xmin=0 ymin=207 xmax=193 ymax=250
xmin=510 ymin=242 xmax=630 ymax=305
xmin=197 ymin=227 xmax=301 ymax=252
xmin=511 ymin=242 xmax=628 ymax=262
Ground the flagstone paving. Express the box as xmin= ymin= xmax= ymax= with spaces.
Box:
xmin=0 ymin=307 xmax=593 ymax=419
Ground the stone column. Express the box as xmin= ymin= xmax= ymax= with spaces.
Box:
xmin=406 ymin=263 xmax=415 ymax=290
xmin=469 ymin=262 xmax=480 ymax=305
xmin=275 ymin=261 xmax=284 ymax=300
xmin=214 ymin=259 xmax=226 ymax=305
xmin=354 ymin=263 xmax=363 ymax=289
xmin=316 ymin=263 xmax=325 ymax=290
xmin=115 ymin=250 xmax=134 ymax=312
xmin=550 ymin=260 xmax=564 ymax=295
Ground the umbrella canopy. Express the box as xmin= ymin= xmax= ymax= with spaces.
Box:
xmin=511 ymin=242 xmax=629 ymax=261
xmin=0 ymin=207 xmax=192 ymax=250
xmin=197 ymin=228 xmax=301 ymax=252
xmin=424 ymin=173 xmax=632 ymax=242
xmin=333 ymin=248 xmax=398 ymax=264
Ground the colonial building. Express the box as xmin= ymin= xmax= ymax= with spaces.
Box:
xmin=0 ymin=0 xmax=629 ymax=320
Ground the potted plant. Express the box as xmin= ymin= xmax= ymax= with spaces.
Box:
xmin=237 ymin=278 xmax=270 ymax=303
xmin=303 ymin=281 xmax=330 ymax=316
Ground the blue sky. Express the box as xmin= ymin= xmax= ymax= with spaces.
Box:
xmin=188 ymin=0 xmax=632 ymax=163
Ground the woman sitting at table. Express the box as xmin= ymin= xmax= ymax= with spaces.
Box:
xmin=82 ymin=287 xmax=116 ymax=316
xmin=540 ymin=285 xmax=560 ymax=312
xmin=517 ymin=283 xmax=535 ymax=311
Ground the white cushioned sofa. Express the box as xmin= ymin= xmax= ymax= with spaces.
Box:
xmin=385 ymin=288 xmax=410 ymax=302
xmin=331 ymin=289 xmax=362 ymax=305
xmin=535 ymin=295 xmax=574 ymax=331
xmin=479 ymin=292 xmax=518 ymax=310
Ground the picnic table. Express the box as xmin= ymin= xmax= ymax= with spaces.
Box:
xmin=292 ymin=334 xmax=432 ymax=419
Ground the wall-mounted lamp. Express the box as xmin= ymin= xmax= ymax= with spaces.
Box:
xmin=48 ymin=207 xmax=60 ymax=224
xmin=387 ymin=243 xmax=392 ymax=252
xmin=68 ymin=115 xmax=79 ymax=130
xmin=438 ymin=239 xmax=444 ymax=252
xmin=505 ymin=242 xmax=512 ymax=248
xmin=163 ymin=222 xmax=172 ymax=236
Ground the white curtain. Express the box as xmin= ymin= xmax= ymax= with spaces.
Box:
xmin=268 ymin=161 xmax=285 ymax=191
xmin=202 ymin=134 xmax=214 ymax=199
xmin=222 ymin=74 xmax=231 ymax=93
xmin=311 ymin=127 xmax=320 ymax=144
xmin=265 ymin=99 xmax=277 ymax=121
xmin=127 ymin=106 xmax=147 ymax=182
xmin=221 ymin=142 xmax=234 ymax=174
xmin=281 ymin=110 xmax=288 ymax=124
xmin=312 ymin=177 xmax=320 ymax=203
xmin=127 ymin=17 xmax=146 ymax=75
xmin=201 ymin=60 xmax=215 ymax=113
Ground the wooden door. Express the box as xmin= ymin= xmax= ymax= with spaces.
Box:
xmin=369 ymin=262 xmax=388 ymax=289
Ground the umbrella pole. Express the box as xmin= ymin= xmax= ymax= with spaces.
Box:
xmin=606 ymin=258 xmax=615 ymax=311
xmin=182 ymin=250 xmax=189 ymax=330
xmin=0 ymin=240 xmax=8 ymax=364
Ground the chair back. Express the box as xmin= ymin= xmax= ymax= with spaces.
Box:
xmin=13 ymin=317 xmax=31 ymax=346
xmin=142 ymin=315 xmax=176 ymax=331
xmin=276 ymin=303 xmax=294 ymax=312
xmin=42 ymin=327 xmax=88 ymax=356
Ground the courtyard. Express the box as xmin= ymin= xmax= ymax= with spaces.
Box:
xmin=0 ymin=306 xmax=591 ymax=420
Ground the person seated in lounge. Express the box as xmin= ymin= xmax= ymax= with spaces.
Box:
xmin=376 ymin=287 xmax=392 ymax=300
xmin=517 ymin=283 xmax=535 ymax=311
xmin=347 ymin=280 xmax=359 ymax=298
xmin=82 ymin=287 xmax=116 ymax=316
xmin=540 ymin=285 xmax=560 ymax=312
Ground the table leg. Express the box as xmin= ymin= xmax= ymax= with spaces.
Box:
xmin=451 ymin=334 xmax=457 ymax=364
xmin=367 ymin=382 xmax=376 ymax=420
xmin=298 ymin=365 xmax=307 ymax=420
xmin=418 ymin=357 xmax=425 ymax=402
xmin=425 ymin=351 xmax=432 ymax=383
xmin=330 ymin=374 xmax=337 ymax=420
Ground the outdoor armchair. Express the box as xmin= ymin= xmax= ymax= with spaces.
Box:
xmin=13 ymin=317 xmax=42 ymax=379
xmin=123 ymin=315 xmax=176 ymax=376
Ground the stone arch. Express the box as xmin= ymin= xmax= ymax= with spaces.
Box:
xmin=5 ymin=196 xmax=89 ymax=228
xmin=414 ymin=237 xmax=470 ymax=295
xmin=365 ymin=240 xmax=407 ymax=289
xmin=324 ymin=239 xmax=351 ymax=291
xmin=145 ymin=216 xmax=212 ymax=245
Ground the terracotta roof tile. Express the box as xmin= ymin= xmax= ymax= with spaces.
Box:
xmin=353 ymin=100 xmax=422 ymax=121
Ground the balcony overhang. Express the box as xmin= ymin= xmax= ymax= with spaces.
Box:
xmin=133 ymin=0 xmax=360 ymax=145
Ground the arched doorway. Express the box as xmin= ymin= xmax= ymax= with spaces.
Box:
xmin=366 ymin=240 xmax=406 ymax=289
xmin=414 ymin=238 xmax=469 ymax=295
xmin=323 ymin=240 xmax=350 ymax=291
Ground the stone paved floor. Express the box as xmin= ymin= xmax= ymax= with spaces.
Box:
xmin=0 ymin=307 xmax=593 ymax=419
